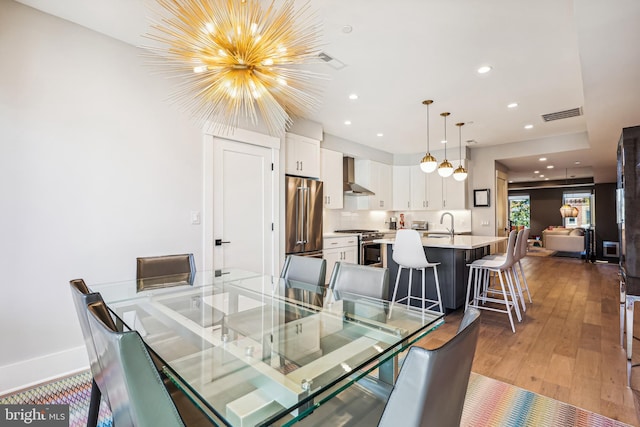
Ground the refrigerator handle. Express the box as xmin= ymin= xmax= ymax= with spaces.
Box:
xmin=296 ymin=186 xmax=305 ymax=245
xmin=305 ymin=186 xmax=310 ymax=244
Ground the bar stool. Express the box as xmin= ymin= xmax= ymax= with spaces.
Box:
xmin=465 ymin=230 xmax=521 ymax=333
xmin=481 ymin=228 xmax=531 ymax=312
xmin=389 ymin=229 xmax=443 ymax=318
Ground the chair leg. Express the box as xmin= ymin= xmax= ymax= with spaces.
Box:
xmin=421 ymin=268 xmax=426 ymax=313
xmin=465 ymin=266 xmax=474 ymax=311
xmin=511 ymin=265 xmax=527 ymax=313
xmin=432 ymin=266 xmax=443 ymax=313
xmin=407 ymin=268 xmax=413 ymax=308
xmin=497 ymin=270 xmax=517 ymax=333
xmin=503 ymin=269 xmax=522 ymax=322
xmin=388 ymin=266 xmax=403 ymax=319
xmin=87 ymin=379 xmax=101 ymax=427
xmin=518 ymin=261 xmax=533 ymax=303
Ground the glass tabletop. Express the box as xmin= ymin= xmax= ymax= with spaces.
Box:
xmin=91 ymin=269 xmax=444 ymax=426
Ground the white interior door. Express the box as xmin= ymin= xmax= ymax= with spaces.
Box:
xmin=212 ymin=137 xmax=274 ymax=275
xmin=496 ymin=169 xmax=509 ymax=252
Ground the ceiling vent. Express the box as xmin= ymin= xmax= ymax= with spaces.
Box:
xmin=541 ymin=107 xmax=583 ymax=122
xmin=318 ymin=51 xmax=346 ymax=70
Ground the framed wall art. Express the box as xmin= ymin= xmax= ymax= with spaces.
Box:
xmin=473 ymin=189 xmax=490 ymax=207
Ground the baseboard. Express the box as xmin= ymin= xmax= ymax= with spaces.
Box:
xmin=0 ymin=346 xmax=89 ymax=396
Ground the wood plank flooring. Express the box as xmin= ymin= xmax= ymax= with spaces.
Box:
xmin=414 ymin=254 xmax=640 ymax=426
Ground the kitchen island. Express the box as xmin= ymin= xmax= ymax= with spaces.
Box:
xmin=375 ymin=235 xmax=507 ymax=312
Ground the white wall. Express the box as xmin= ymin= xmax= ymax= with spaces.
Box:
xmin=0 ymin=1 xmax=204 ymax=392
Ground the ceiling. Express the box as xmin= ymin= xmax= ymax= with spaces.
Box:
xmin=14 ymin=0 xmax=640 ymax=183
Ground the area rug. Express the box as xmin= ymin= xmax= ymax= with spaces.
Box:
xmin=527 ymin=247 xmax=557 ymax=257
xmin=0 ymin=371 xmax=631 ymax=427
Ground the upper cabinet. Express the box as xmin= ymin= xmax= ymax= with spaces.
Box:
xmin=320 ymin=148 xmax=343 ymax=209
xmin=356 ymin=160 xmax=392 ymax=210
xmin=389 ymin=163 xmax=467 ymax=211
xmin=442 ymin=160 xmax=467 ymax=209
xmin=285 ymin=133 xmax=320 ymax=178
xmin=393 ymin=166 xmax=411 ymax=210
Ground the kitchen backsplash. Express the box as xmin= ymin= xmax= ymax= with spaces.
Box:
xmin=323 ymin=209 xmax=472 ymax=233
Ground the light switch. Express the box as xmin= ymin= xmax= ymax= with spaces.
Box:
xmin=190 ymin=210 xmax=201 ymax=225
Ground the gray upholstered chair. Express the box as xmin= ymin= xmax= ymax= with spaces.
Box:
xmin=294 ymin=307 xmax=481 ymax=427
xmin=377 ymin=307 xmax=481 ymax=427
xmin=136 ymin=253 xmax=196 ymax=289
xmin=328 ymin=262 xmax=389 ymax=300
xmin=69 ymin=279 xmax=115 ymax=427
xmin=281 ymin=255 xmax=327 ymax=287
xmin=86 ymin=300 xmax=209 ymax=427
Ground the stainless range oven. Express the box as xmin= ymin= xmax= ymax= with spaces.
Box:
xmin=334 ymin=229 xmax=384 ymax=267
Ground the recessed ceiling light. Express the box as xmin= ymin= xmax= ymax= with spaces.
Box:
xmin=524 ymin=124 xmax=534 ymax=129
xmin=508 ymin=180 xmax=514 ymax=183
xmin=477 ymin=65 xmax=492 ymax=74
xmin=547 ymin=165 xmax=554 ymax=169
xmin=545 ymin=178 xmax=549 ymax=181
xmin=539 ymin=157 xmax=547 ymax=161
xmin=348 ymin=93 xmax=358 ymax=100
xmin=539 ymin=174 xmax=545 ymax=178
xmin=534 ymin=170 xmax=540 ymax=174
xmin=344 ymin=120 xmax=351 ymax=125
xmin=574 ymin=161 xmax=581 ymax=165
xmin=376 ymin=133 xmax=383 ymax=137
xmin=507 ymin=102 xmax=518 ymax=108
xmin=342 ymin=25 xmax=353 ymax=34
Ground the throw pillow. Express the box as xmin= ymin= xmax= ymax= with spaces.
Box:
xmin=569 ymin=228 xmax=585 ymax=236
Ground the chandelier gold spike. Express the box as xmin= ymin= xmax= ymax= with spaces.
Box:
xmin=144 ymin=0 xmax=323 ymax=136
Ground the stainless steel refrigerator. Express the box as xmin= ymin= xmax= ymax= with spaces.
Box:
xmin=285 ymin=176 xmax=323 ymax=257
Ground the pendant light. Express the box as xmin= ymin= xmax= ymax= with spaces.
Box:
xmin=420 ymin=100 xmax=438 ymax=173
xmin=438 ymin=112 xmax=454 ymax=177
xmin=559 ymin=168 xmax=579 ymax=217
xmin=453 ymin=122 xmax=468 ymax=181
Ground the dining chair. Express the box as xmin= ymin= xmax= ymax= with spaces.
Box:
xmin=388 ymin=229 xmax=443 ymax=318
xmin=86 ymin=300 xmax=210 ymax=427
xmin=69 ymin=279 xmax=116 ymax=427
xmin=328 ymin=261 xmax=389 ymax=300
xmin=281 ymin=255 xmax=327 ymax=287
xmin=294 ymin=307 xmax=481 ymax=426
xmin=465 ymin=229 xmax=521 ymax=333
xmin=136 ymin=253 xmax=196 ymax=289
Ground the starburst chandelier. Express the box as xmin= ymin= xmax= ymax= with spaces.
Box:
xmin=145 ymin=0 xmax=323 ymax=136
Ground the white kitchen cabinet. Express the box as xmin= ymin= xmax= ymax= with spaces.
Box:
xmin=283 ymin=315 xmax=320 ymax=361
xmin=355 ymin=160 xmax=392 ymax=210
xmin=323 ymin=235 xmax=358 ymax=284
xmin=285 ymin=133 xmax=320 ymax=178
xmin=425 ymin=172 xmax=443 ymax=210
xmin=393 ymin=165 xmax=412 ymax=210
xmin=320 ymin=148 xmax=343 ymax=209
xmin=410 ymin=165 xmax=428 ymax=210
xmin=442 ymin=160 xmax=467 ymax=209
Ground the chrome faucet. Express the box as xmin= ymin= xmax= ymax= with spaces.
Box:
xmin=440 ymin=212 xmax=455 ymax=238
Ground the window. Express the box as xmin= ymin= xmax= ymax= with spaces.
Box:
xmin=509 ymin=195 xmax=530 ymax=228
xmin=563 ymin=191 xmax=592 ymax=228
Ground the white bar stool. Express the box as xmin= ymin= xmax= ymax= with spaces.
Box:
xmin=389 ymin=229 xmax=443 ymax=319
xmin=465 ymin=230 xmax=521 ymax=333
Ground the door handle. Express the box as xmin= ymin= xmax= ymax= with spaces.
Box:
xmin=215 ymin=239 xmax=230 ymax=246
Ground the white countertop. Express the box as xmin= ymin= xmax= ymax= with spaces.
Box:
xmin=374 ymin=235 xmax=507 ymax=250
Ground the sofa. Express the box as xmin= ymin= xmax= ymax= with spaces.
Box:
xmin=541 ymin=227 xmax=585 ymax=253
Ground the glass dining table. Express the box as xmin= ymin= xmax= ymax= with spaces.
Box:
xmin=90 ymin=269 xmax=444 ymax=426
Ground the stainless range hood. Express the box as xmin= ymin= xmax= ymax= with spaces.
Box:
xmin=343 ymin=157 xmax=375 ymax=196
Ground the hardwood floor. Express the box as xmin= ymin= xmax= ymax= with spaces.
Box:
xmin=415 ymin=254 xmax=640 ymax=426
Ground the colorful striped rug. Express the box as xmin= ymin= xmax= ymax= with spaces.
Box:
xmin=0 ymin=371 xmax=631 ymax=426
